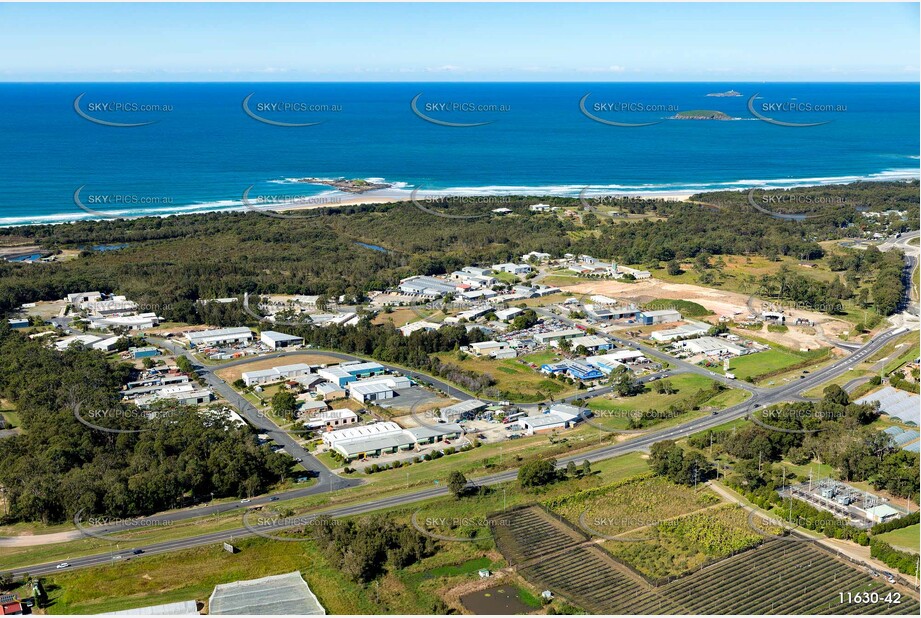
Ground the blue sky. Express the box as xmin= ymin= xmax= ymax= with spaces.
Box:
xmin=1 ymin=2 xmax=918 ymax=81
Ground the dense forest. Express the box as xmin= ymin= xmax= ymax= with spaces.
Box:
xmin=0 ymin=181 xmax=915 ymax=321
xmin=0 ymin=324 xmax=291 ymax=524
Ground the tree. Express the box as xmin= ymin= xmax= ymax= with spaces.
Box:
xmin=175 ymin=355 xmax=194 ymax=374
xmin=566 ymin=461 xmax=577 ymax=477
xmin=822 ymin=384 xmax=850 ymax=406
xmin=271 ymin=390 xmax=298 ymax=420
xmin=581 ymin=460 xmax=592 ymax=476
xmin=447 ymin=470 xmax=467 ymax=498
xmin=518 ymin=458 xmax=557 ymax=487
xmin=666 ymin=259 xmax=682 ymax=276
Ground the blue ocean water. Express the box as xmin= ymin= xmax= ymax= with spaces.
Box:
xmin=0 ymin=82 xmax=917 ymax=226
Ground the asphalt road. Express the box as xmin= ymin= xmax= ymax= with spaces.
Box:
xmin=11 ymin=323 xmax=909 ymax=578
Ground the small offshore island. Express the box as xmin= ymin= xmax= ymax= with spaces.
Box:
xmin=706 ymin=89 xmax=742 ymax=97
xmin=671 ymin=109 xmax=733 ymax=120
xmin=297 ymin=178 xmax=392 ymax=193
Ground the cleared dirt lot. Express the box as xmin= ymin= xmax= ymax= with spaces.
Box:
xmin=564 ymin=278 xmax=850 ymax=351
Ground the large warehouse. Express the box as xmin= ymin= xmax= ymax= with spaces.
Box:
xmin=260 ymin=330 xmax=304 ymax=350
xmin=242 ymin=363 xmax=312 ymax=387
xmin=322 ymin=421 xmax=462 ymax=459
xmin=185 ymin=326 xmax=253 ymax=347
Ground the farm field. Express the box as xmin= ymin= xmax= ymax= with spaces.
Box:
xmin=876 ymin=524 xmax=920 ymax=554
xmin=585 ymin=373 xmax=748 ymax=430
xmin=491 ymin=504 xmax=919 ymax=614
xmin=602 ymin=504 xmax=773 ymax=580
xmin=407 ymin=452 xmax=650 ymax=542
xmin=543 ymin=475 xmax=721 ymax=539
xmin=432 ymin=350 xmax=577 ymax=402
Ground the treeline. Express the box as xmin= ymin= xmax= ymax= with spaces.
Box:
xmin=870 ymin=539 xmax=919 ymax=577
xmin=689 ymin=386 xmax=919 ymax=501
xmin=2 ymin=182 xmax=915 ymax=319
xmin=0 ymin=325 xmax=290 ymax=524
xmin=692 ymin=180 xmax=920 ymax=224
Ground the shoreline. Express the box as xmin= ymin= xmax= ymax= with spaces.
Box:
xmin=1 ymin=172 xmax=918 ymax=228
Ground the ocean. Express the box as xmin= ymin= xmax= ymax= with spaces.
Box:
xmin=0 ymin=82 xmax=917 ymax=227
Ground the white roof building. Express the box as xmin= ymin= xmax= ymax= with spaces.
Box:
xmin=677 ymin=336 xmax=747 ymax=357
xmin=209 ymin=571 xmax=325 ymax=615
xmin=495 ymin=307 xmax=524 ymax=321
xmin=242 ymin=363 xmax=312 ymax=386
xmin=185 ymin=327 xmax=253 ymax=347
xmin=399 ymin=320 xmax=442 ymax=336
xmin=650 ymin=323 xmax=709 ymax=342
xmin=260 ymin=330 xmax=304 ymax=349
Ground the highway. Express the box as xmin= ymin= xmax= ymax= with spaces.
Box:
xmin=10 ymin=321 xmax=910 ymax=578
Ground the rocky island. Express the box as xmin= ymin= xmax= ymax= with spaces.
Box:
xmin=671 ymin=110 xmax=733 ymax=120
xmin=297 ymin=178 xmax=392 ymax=193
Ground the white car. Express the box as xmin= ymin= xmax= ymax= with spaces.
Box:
xmin=56 ymin=562 xmax=70 ymax=569
xmin=240 ymin=498 xmax=251 ymax=504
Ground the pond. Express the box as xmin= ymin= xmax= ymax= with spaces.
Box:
xmin=459 ymin=585 xmax=539 ymax=615
xmin=354 ymin=241 xmax=389 ymax=253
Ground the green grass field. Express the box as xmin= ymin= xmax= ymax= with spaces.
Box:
xmin=876 ymin=524 xmax=920 ymax=554
xmin=713 ymin=347 xmax=815 ymax=384
xmin=585 ymin=373 xmax=748 ymax=430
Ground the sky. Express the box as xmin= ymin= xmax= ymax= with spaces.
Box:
xmin=0 ymin=2 xmax=918 ymax=81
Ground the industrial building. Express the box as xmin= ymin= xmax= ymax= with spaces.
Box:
xmin=7 ymin=318 xmax=29 ymax=329
xmin=260 ymin=330 xmax=304 ymax=350
xmin=584 ymin=350 xmax=645 ymax=373
xmin=676 ymin=336 xmax=747 ymax=357
xmin=540 ymin=359 xmax=604 ymax=381
xmin=185 ymin=326 xmax=253 ymax=347
xmin=521 ymin=404 xmax=584 ymax=435
xmin=322 ymin=421 xmax=462 ymax=459
xmin=638 ymin=309 xmax=682 ymax=325
xmin=566 ymin=335 xmax=612 ymax=352
xmin=90 ymin=313 xmax=160 ymax=331
xmin=317 ymin=366 xmax=356 ymax=387
xmin=650 ymin=323 xmax=709 ymax=342
xmin=584 ymin=304 xmax=640 ymax=321
xmin=398 ymin=275 xmax=460 ymax=297
xmin=303 ymin=408 xmax=358 ymax=430
xmin=495 ymin=307 xmax=524 ymax=321
xmin=399 ymin=320 xmax=442 ymax=336
xmin=534 ymin=328 xmax=583 ymax=344
xmin=491 ymin=263 xmax=532 ymax=274
xmin=242 ymin=363 xmax=312 ymax=387
xmin=349 ymin=381 xmax=395 ymax=404
xmin=315 ymin=382 xmax=347 ymax=401
xmin=440 ymin=399 xmax=488 ymax=422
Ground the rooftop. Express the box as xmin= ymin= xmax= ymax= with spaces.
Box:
xmin=209 ymin=571 xmax=325 ymax=615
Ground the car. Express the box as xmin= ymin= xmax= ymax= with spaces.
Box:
xmin=56 ymin=562 xmax=70 ymax=569
xmin=240 ymin=498 xmax=251 ymax=503
xmin=113 ymin=555 xmax=123 ymax=560
xmin=269 ymin=496 xmax=279 ymax=502
xmin=132 ymin=549 xmax=144 ymax=555
xmin=294 ymin=457 xmax=302 ymax=462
